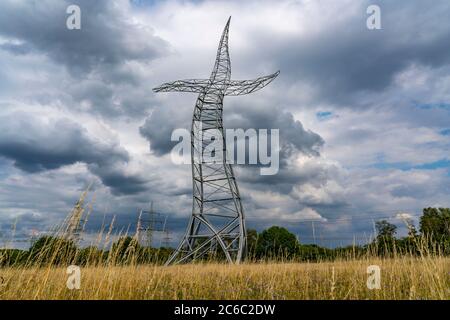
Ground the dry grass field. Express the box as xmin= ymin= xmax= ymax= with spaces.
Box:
xmin=1 ymin=195 xmax=448 ymax=300
xmin=0 ymin=256 xmax=448 ymax=300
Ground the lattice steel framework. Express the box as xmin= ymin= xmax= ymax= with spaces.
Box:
xmin=153 ymin=17 xmax=279 ymax=265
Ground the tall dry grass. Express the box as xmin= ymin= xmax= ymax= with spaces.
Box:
xmin=0 ymin=256 xmax=448 ymax=300
xmin=0 ymin=189 xmax=448 ymax=300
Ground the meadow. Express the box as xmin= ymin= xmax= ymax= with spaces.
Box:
xmin=0 ymin=256 xmax=448 ymax=300
xmin=1 ymin=193 xmax=448 ymax=300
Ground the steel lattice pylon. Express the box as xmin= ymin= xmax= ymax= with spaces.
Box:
xmin=153 ymin=17 xmax=279 ymax=265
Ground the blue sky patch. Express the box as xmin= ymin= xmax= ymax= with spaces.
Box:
xmin=130 ymin=0 xmax=159 ymax=7
xmin=440 ymin=128 xmax=450 ymax=136
xmin=414 ymin=102 xmax=450 ymax=110
xmin=372 ymin=159 xmax=450 ymax=171
xmin=316 ymin=111 xmax=333 ymax=120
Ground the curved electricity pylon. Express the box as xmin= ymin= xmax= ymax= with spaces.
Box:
xmin=153 ymin=17 xmax=279 ymax=265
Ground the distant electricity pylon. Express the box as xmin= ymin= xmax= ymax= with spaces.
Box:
xmin=161 ymin=215 xmax=172 ymax=248
xmin=153 ymin=17 xmax=279 ymax=265
xmin=135 ymin=201 xmax=164 ymax=247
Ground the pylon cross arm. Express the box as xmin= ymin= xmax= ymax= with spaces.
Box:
xmin=152 ymin=71 xmax=279 ymax=96
xmin=153 ymin=79 xmax=211 ymax=93
xmin=225 ymin=71 xmax=280 ymax=96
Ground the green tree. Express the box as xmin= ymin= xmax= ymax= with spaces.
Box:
xmin=28 ymin=236 xmax=77 ymax=265
xmin=376 ymin=220 xmax=397 ymax=239
xmin=297 ymin=244 xmax=335 ymax=262
xmin=0 ymin=249 xmax=28 ymax=266
xmin=110 ymin=236 xmax=141 ymax=264
xmin=375 ymin=220 xmax=397 ymax=255
xmin=76 ymin=246 xmax=105 ymax=266
xmin=420 ymin=208 xmax=450 ymax=240
xmin=256 ymin=226 xmax=299 ymax=259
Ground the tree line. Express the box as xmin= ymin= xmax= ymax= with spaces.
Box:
xmin=0 ymin=207 xmax=448 ymax=266
xmin=246 ymin=207 xmax=450 ymax=261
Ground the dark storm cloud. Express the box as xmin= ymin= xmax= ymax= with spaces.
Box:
xmin=0 ymin=112 xmax=147 ymax=195
xmin=225 ymin=104 xmax=324 ymax=158
xmin=140 ymin=102 xmax=324 ymax=158
xmin=139 ymin=97 xmax=328 ymax=207
xmin=255 ymin=0 xmax=450 ymax=104
xmin=88 ymin=164 xmax=148 ymax=196
xmin=0 ymin=0 xmax=168 ymax=75
xmin=139 ymin=103 xmax=191 ymax=155
xmin=67 ymin=74 xmax=159 ymax=118
xmin=237 ymin=156 xmax=338 ymax=194
xmin=0 ymin=0 xmax=168 ymax=119
xmin=0 ymin=112 xmax=128 ymax=172
xmin=0 ymin=42 xmax=33 ymax=55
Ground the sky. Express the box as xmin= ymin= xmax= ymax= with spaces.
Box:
xmin=0 ymin=0 xmax=449 ymax=248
